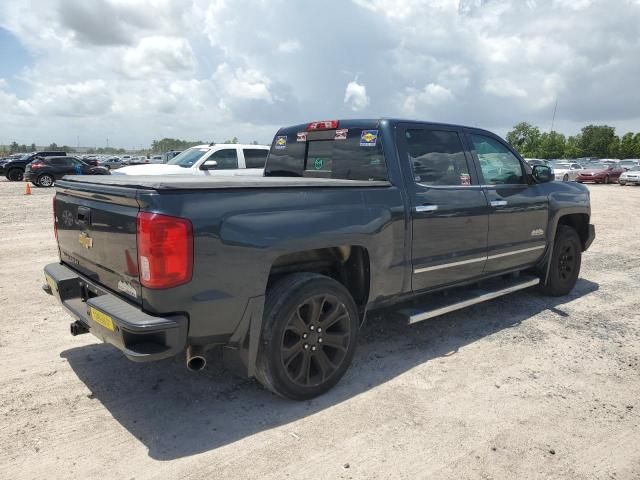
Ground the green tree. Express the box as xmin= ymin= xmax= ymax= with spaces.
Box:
xmin=150 ymin=138 xmax=203 ymax=153
xmin=538 ymin=131 xmax=566 ymax=159
xmin=619 ymin=132 xmax=635 ymax=159
xmin=579 ymin=125 xmax=616 ymax=157
xmin=506 ymin=122 xmax=541 ymax=157
xmin=30 ymin=143 xmax=36 ymax=151
xmin=563 ymin=135 xmax=583 ymax=158
xmin=9 ymin=141 xmax=18 ymax=153
xmin=224 ymin=136 xmax=239 ymax=144
xmin=633 ymin=133 xmax=640 ymax=157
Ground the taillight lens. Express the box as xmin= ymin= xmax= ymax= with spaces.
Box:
xmin=53 ymin=194 xmax=58 ymax=240
xmin=31 ymin=161 xmax=45 ymax=169
xmin=306 ymin=120 xmax=339 ymax=131
xmin=136 ymin=212 xmax=193 ymax=289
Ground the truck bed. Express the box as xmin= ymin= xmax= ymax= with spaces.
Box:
xmin=58 ymin=175 xmax=391 ymax=191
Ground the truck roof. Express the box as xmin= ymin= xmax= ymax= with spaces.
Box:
xmin=275 ymin=118 xmax=491 ymax=134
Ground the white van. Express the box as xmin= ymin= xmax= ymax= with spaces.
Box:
xmin=113 ymin=144 xmax=269 ymax=176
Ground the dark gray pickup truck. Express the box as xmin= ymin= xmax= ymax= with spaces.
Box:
xmin=44 ymin=119 xmax=595 ymax=400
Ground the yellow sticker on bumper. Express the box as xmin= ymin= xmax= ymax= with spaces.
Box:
xmin=89 ymin=307 xmax=115 ymax=331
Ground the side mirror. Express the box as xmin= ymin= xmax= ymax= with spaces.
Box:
xmin=532 ymin=164 xmax=553 ymax=183
xmin=200 ymin=159 xmax=218 ymax=170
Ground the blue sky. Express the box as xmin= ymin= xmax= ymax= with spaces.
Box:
xmin=1 ymin=0 xmax=640 ymax=149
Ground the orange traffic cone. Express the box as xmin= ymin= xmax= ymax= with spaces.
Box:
xmin=24 ymin=182 xmax=32 ymax=195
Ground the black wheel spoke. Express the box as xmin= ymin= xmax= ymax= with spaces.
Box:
xmin=294 ymin=351 xmax=312 ymax=384
xmin=319 ymin=303 xmax=347 ymax=330
xmin=322 ymin=332 xmax=349 ymax=352
xmin=282 ymin=340 xmax=304 ymax=365
xmin=289 ymin=311 xmax=307 ymax=335
xmin=313 ymin=349 xmax=336 ymax=381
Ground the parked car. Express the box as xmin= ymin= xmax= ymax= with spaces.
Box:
xmin=44 ymin=118 xmax=594 ymax=400
xmin=112 ymin=144 xmax=269 ymax=176
xmin=98 ymin=157 xmax=124 ymax=169
xmin=24 ymin=156 xmax=109 ymax=187
xmin=619 ymin=159 xmax=640 ymax=170
xmin=576 ymin=163 xmax=625 ymax=184
xmin=2 ymin=151 xmax=67 ymax=181
xmin=553 ymin=162 xmax=583 ymax=182
xmin=120 ymin=155 xmax=133 ymax=165
xmin=163 ymin=150 xmax=182 ymax=163
xmin=150 ymin=155 xmax=163 ymax=164
xmin=619 ymin=166 xmax=640 ymax=186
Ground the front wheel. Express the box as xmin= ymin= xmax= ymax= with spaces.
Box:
xmin=255 ymin=273 xmax=359 ymax=400
xmin=563 ymin=174 xmax=569 ymax=182
xmin=540 ymin=225 xmax=582 ymax=297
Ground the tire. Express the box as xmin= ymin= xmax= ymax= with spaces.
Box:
xmin=563 ymin=174 xmax=569 ymax=182
xmin=7 ymin=168 xmax=24 ymax=182
xmin=540 ymin=225 xmax=582 ymax=297
xmin=255 ymin=273 xmax=359 ymax=401
xmin=37 ymin=174 xmax=55 ymax=187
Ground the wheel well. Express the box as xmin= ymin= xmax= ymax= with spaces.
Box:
xmin=557 ymin=214 xmax=589 ymax=250
xmin=268 ymin=246 xmax=370 ymax=309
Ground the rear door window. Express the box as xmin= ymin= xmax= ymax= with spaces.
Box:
xmin=243 ymin=149 xmax=268 ymax=168
xmin=265 ymin=127 xmax=387 ymax=180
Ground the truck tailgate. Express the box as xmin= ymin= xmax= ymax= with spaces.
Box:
xmin=55 ymin=185 xmax=142 ymax=304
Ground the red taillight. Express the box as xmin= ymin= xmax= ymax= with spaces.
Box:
xmin=53 ymin=194 xmax=58 ymax=240
xmin=136 ymin=212 xmax=193 ymax=289
xmin=31 ymin=161 xmax=45 ymax=169
xmin=306 ymin=120 xmax=339 ymax=131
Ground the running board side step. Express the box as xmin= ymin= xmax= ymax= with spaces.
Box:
xmin=399 ymin=276 xmax=540 ymax=324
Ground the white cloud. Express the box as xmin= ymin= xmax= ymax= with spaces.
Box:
xmin=122 ymin=36 xmax=196 ymax=78
xmin=344 ymin=79 xmax=370 ymax=111
xmin=213 ymin=63 xmax=274 ymax=103
xmin=278 ymin=40 xmax=301 ymax=53
xmin=402 ymin=83 xmax=454 ymax=115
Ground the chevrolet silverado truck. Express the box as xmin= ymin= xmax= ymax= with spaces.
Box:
xmin=44 ymin=119 xmax=595 ymax=400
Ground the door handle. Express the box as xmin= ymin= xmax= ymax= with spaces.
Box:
xmin=490 ymin=200 xmax=508 ymax=207
xmin=415 ymin=205 xmax=438 ymax=213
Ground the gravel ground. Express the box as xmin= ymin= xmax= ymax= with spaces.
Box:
xmin=0 ymin=178 xmax=639 ymax=480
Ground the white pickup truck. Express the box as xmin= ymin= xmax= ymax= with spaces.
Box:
xmin=112 ymin=144 xmax=269 ymax=176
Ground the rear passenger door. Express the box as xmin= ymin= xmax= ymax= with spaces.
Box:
xmin=465 ymin=130 xmax=549 ymax=274
xmin=396 ymin=124 xmax=489 ymax=292
xmin=241 ymin=148 xmax=268 ymax=169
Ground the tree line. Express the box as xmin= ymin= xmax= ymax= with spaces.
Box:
xmin=506 ymin=123 xmax=640 ymax=160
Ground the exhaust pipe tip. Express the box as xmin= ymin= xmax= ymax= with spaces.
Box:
xmin=186 ymin=346 xmax=207 ymax=371
xmin=187 ymin=355 xmax=207 ymax=371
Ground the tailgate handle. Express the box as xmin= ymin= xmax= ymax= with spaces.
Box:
xmin=77 ymin=206 xmax=91 ymax=224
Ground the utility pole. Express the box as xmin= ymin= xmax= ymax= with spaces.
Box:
xmin=106 ymin=137 xmax=109 ymax=149
xmin=550 ymin=99 xmax=558 ymax=132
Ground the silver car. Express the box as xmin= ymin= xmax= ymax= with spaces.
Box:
xmin=619 ymin=166 xmax=640 ymax=185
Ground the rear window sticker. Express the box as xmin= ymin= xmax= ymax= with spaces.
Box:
xmin=297 ymin=132 xmax=307 ymax=142
xmin=335 ymin=129 xmax=348 ymax=140
xmin=360 ymin=130 xmax=378 ymax=147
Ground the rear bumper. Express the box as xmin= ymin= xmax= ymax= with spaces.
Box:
xmin=24 ymin=172 xmax=35 ymax=181
xmin=43 ymin=262 xmax=187 ymax=362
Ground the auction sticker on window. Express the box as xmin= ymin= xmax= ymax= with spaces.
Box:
xmin=335 ymin=129 xmax=348 ymax=140
xmin=275 ymin=136 xmax=287 ymax=149
xmin=360 ymin=130 xmax=378 ymax=147
xmin=296 ymin=132 xmax=307 ymax=142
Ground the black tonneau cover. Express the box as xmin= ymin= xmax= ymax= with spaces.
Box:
xmin=57 ymin=175 xmax=391 ymax=190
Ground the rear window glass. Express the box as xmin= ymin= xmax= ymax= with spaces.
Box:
xmin=265 ymin=127 xmax=387 ymax=181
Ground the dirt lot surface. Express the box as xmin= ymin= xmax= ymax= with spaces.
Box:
xmin=0 ymin=179 xmax=639 ymax=479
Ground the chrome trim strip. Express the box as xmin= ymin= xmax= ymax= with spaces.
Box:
xmin=407 ymin=277 xmax=540 ymax=324
xmin=415 ymin=205 xmax=438 ymax=213
xmin=413 ymin=256 xmax=486 ymax=274
xmin=413 ymin=245 xmax=546 ymax=274
xmin=487 ymin=244 xmax=545 ymax=260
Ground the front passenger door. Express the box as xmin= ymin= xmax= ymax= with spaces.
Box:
xmin=466 ymin=131 xmax=548 ymax=274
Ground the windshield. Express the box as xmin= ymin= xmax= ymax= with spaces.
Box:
xmin=588 ymin=164 xmax=607 ymax=169
xmin=629 ymin=166 xmax=640 ymax=171
xmin=555 ymin=163 xmax=571 ymax=169
xmin=19 ymin=153 xmax=33 ymax=160
xmin=167 ymin=147 xmax=210 ymax=168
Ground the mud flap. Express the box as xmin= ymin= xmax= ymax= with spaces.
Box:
xmin=222 ymin=295 xmax=265 ymax=378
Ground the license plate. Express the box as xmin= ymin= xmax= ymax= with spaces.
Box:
xmin=89 ymin=307 xmax=115 ymax=331
xmin=45 ymin=274 xmax=56 ymax=293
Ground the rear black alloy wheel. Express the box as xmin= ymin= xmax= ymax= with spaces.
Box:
xmin=540 ymin=225 xmax=582 ymax=297
xmin=38 ymin=174 xmax=54 ymax=187
xmin=7 ymin=168 xmax=23 ymax=181
xmin=281 ymin=294 xmax=350 ymax=388
xmin=256 ymin=273 xmax=359 ymax=400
